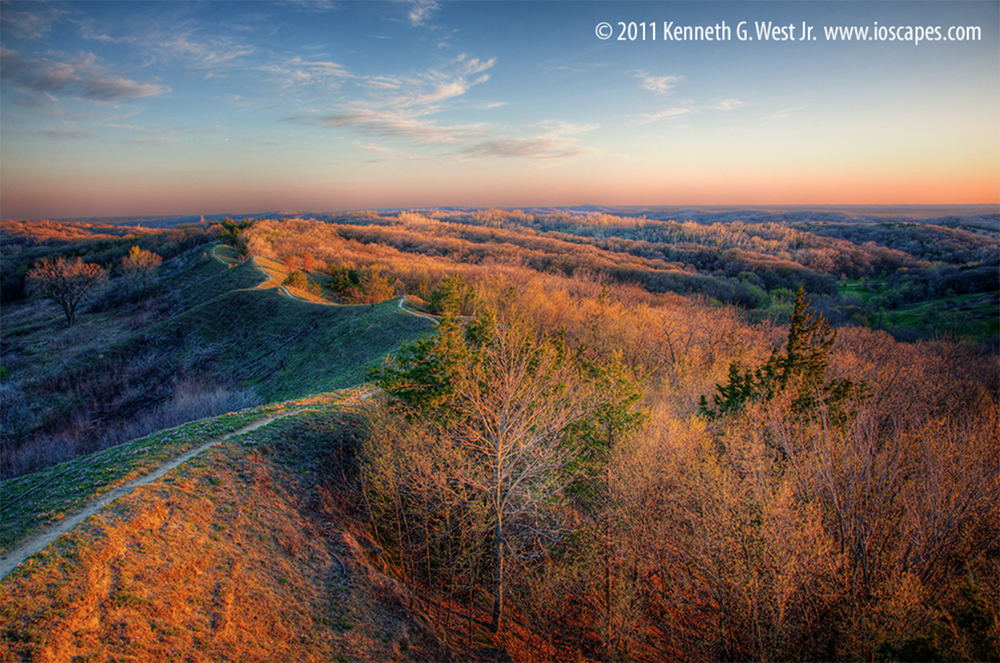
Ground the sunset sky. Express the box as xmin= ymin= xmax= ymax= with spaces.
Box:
xmin=1 ymin=0 xmax=997 ymax=219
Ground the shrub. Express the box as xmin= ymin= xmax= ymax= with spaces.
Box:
xmin=282 ymin=270 xmax=308 ymax=290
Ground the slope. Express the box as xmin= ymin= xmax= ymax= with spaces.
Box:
xmin=0 ymin=394 xmax=447 ymax=662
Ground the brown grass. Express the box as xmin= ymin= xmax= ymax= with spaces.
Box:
xmin=0 ymin=408 xmax=445 ymax=663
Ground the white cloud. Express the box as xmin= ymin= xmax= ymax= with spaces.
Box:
xmin=638 ymin=73 xmax=684 ymax=95
xmin=711 ymin=99 xmax=745 ymax=111
xmin=408 ymin=0 xmax=440 ymax=26
xmin=262 ymin=57 xmax=353 ymax=89
xmin=155 ymin=31 xmax=254 ymax=70
xmin=317 ymin=54 xmax=592 ymax=162
xmin=638 ymin=108 xmax=692 ymax=124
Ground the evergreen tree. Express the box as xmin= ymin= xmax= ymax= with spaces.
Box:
xmin=699 ymin=287 xmax=862 ymax=421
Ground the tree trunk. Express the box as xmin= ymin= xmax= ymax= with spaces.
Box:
xmin=491 ymin=502 xmax=504 ymax=635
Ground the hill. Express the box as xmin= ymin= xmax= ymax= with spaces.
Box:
xmin=1 ymin=392 xmax=451 ymax=662
xmin=1 ymin=241 xmax=433 ymax=479
xmin=1 ymin=211 xmax=997 ymax=662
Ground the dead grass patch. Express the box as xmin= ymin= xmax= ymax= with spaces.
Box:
xmin=0 ymin=404 xmax=444 ymax=663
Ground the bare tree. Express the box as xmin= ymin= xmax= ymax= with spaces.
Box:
xmin=120 ymin=245 xmax=162 ymax=291
xmin=370 ymin=302 xmax=599 ymax=639
xmin=26 ymin=257 xmax=107 ymax=325
xmin=450 ymin=319 xmax=594 ymax=635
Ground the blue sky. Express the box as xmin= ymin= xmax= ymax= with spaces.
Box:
xmin=1 ymin=0 xmax=997 ymax=219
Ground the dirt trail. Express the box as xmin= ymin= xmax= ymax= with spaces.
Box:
xmin=2 ymin=247 xmax=415 ymax=581
xmin=218 ymin=246 xmax=439 ymax=321
xmin=0 ymin=410 xmax=300 ymax=581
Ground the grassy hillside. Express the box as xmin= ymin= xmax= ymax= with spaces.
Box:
xmin=1 ymin=402 xmax=279 ymax=553
xmin=1 ymin=241 xmax=434 ymax=480
xmin=1 ymin=393 xmax=448 ymax=662
xmin=145 ymin=288 xmax=432 ymax=401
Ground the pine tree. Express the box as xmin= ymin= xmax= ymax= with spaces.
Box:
xmin=699 ymin=287 xmax=862 ymax=421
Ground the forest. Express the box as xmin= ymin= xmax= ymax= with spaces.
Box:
xmin=0 ymin=209 xmax=997 ymax=661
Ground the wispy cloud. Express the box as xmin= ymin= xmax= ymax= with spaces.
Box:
xmin=461 ymin=121 xmax=599 ymax=160
xmin=318 ymin=54 xmax=595 ymax=162
xmin=318 ymin=53 xmax=497 ymax=144
xmin=355 ymin=141 xmax=392 ymax=153
xmin=711 ymin=99 xmax=745 ymax=111
xmin=322 ymin=108 xmax=486 ymax=145
xmin=261 ymin=57 xmax=352 ymax=89
xmin=638 ymin=107 xmax=692 ymax=124
xmin=765 ymin=105 xmax=806 ymax=120
xmin=76 ymin=19 xmax=136 ymax=44
xmin=407 ymin=0 xmax=440 ymax=27
xmin=154 ymin=31 xmax=254 ymax=70
xmin=0 ymin=48 xmax=169 ymax=102
xmin=1 ymin=7 xmax=67 ymax=39
xmin=382 ymin=54 xmax=495 ymax=108
xmin=638 ymin=73 xmax=684 ymax=95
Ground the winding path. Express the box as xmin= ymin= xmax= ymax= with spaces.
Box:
xmin=1 ymin=247 xmax=435 ymax=581
xmin=0 ymin=410 xmax=300 ymax=581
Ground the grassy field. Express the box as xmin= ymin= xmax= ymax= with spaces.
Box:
xmin=1 ymin=396 xmax=445 ymax=663
xmin=149 ymin=287 xmax=432 ymax=400
xmin=172 ymin=245 xmax=267 ymax=307
xmin=0 ymin=396 xmax=332 ymax=553
xmin=161 ymin=244 xmax=435 ymax=399
xmin=839 ymin=278 xmax=999 ymax=341
xmin=885 ymin=291 xmax=1000 ymax=339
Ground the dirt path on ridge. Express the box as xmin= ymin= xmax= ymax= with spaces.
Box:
xmin=214 ymin=245 xmax=439 ymax=321
xmin=2 ymin=245 xmax=420 ymax=581
xmin=0 ymin=410 xmax=301 ymax=581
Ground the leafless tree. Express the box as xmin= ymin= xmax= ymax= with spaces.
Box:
xmin=26 ymin=257 xmax=107 ymax=325
xmin=449 ymin=319 xmax=595 ymax=635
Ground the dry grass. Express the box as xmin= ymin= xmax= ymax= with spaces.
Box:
xmin=0 ymin=403 xmax=444 ymax=663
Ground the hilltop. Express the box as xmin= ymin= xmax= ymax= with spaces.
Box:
xmin=1 ymin=237 xmax=433 ymax=479
xmin=1 ymin=211 xmax=997 ymax=662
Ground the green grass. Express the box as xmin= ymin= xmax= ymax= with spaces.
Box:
xmin=839 ymin=279 xmax=999 ymax=341
xmin=169 ymin=244 xmax=266 ymax=308
xmin=41 ymin=243 xmax=431 ymax=409
xmin=883 ymin=292 xmax=1000 ymax=339
xmin=156 ymin=243 xmax=435 ymax=399
xmin=0 ymin=389 xmax=370 ymax=553
xmin=145 ymin=288 xmax=433 ymax=401
xmin=0 ymin=407 xmax=267 ymax=552
xmin=839 ymin=278 xmax=887 ymax=303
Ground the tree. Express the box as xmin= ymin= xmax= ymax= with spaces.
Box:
xmin=282 ymin=270 xmax=308 ymax=290
xmin=120 ymin=245 xmax=162 ymax=291
xmin=451 ymin=319 xmax=594 ymax=635
xmin=699 ymin=287 xmax=861 ymax=421
xmin=370 ymin=302 xmax=599 ymax=637
xmin=428 ymin=273 xmax=476 ymax=316
xmin=563 ymin=355 xmax=646 ymax=660
xmin=26 ymin=257 xmax=107 ymax=326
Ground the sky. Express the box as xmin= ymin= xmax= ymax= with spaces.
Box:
xmin=1 ymin=0 xmax=998 ymax=219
